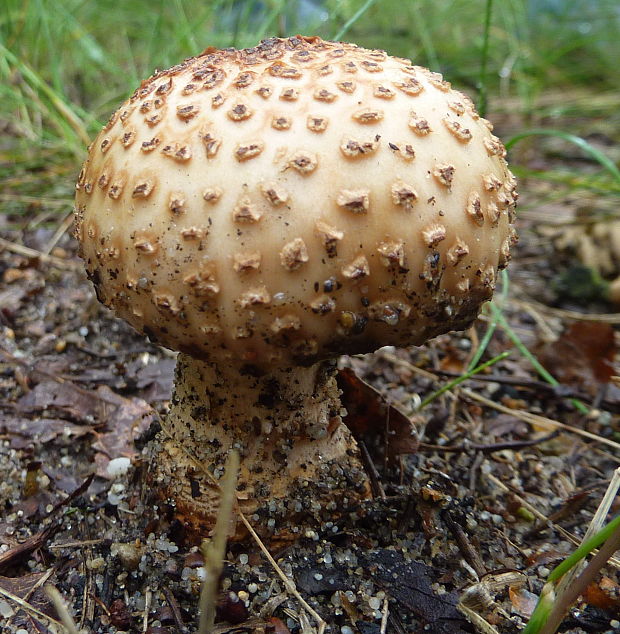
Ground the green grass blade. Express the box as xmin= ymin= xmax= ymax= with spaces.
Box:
xmin=332 ymin=0 xmax=379 ymax=41
xmin=418 ymin=351 xmax=510 ymax=411
xmin=477 ymin=0 xmax=494 ymax=118
xmin=506 ymin=129 xmax=620 ymax=184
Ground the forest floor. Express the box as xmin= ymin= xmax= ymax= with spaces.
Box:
xmin=1 ymin=94 xmax=620 ymax=633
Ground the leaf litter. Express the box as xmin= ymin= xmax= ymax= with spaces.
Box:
xmin=1 ymin=151 xmax=620 ymax=632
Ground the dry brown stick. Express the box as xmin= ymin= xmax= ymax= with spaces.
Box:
xmin=358 ymin=440 xmax=386 ymax=499
xmin=462 ymin=388 xmax=620 ymax=453
xmin=443 ymin=511 xmax=487 ymax=578
xmin=0 ymin=236 xmax=81 ymax=270
xmin=42 ymin=211 xmax=75 ymax=255
xmin=419 ymin=430 xmax=560 ymax=454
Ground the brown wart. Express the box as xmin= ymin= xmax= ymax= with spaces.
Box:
xmin=169 ymin=192 xmax=187 ymax=215
xmin=287 ymin=151 xmax=318 ymax=174
xmin=340 ymin=136 xmax=379 ymax=158
xmin=141 ymin=137 xmax=161 ymax=152
xmin=200 ymin=130 xmax=221 ymax=158
xmin=181 ymin=227 xmax=206 ymax=240
xmin=391 ymin=180 xmax=418 ymax=209
xmin=121 ymin=130 xmax=136 ymax=148
xmin=132 ymin=179 xmax=156 ymax=199
xmin=177 ymin=104 xmax=200 ymax=121
xmin=272 ymin=115 xmax=292 ymax=130
xmin=270 ymin=314 xmax=301 ymax=334
xmin=280 ymin=238 xmax=309 ymax=270
xmin=337 ymin=189 xmax=370 ymax=214
xmin=227 ymin=102 xmax=253 ymax=121
xmin=233 ymin=251 xmax=262 ymax=273
xmin=373 ymin=84 xmax=395 ymax=99
xmin=235 ymin=142 xmax=264 ymax=161
xmin=483 ymin=173 xmax=503 ymax=192
xmin=203 ymin=187 xmax=222 ymax=204
xmin=307 ymin=116 xmax=328 ymax=132
xmin=162 ymin=143 xmax=192 ymax=162
xmin=422 ymin=224 xmax=447 ymax=248
xmin=211 ymin=93 xmax=226 ymax=109
xmin=239 ymin=285 xmax=272 ymax=307
xmin=446 ymin=238 xmax=470 ymax=265
xmin=466 ymin=191 xmax=484 ymax=226
xmin=442 ymin=118 xmax=472 ymax=142
xmin=432 ymin=163 xmax=455 ymax=188
xmin=342 ymin=255 xmax=370 ymax=280
xmin=310 ymin=295 xmax=336 ymax=314
xmin=395 ymin=77 xmax=423 ymax=96
xmin=314 ymin=88 xmax=337 ymax=103
xmin=408 ymin=113 xmax=431 ymax=135
xmin=336 ymin=80 xmax=356 ymax=93
xmin=233 ymin=198 xmax=262 ymax=223
xmin=108 ymin=178 xmax=126 ymax=200
xmin=352 ymin=108 xmax=384 ymax=124
xmin=486 ymin=201 xmax=501 ymax=227
xmin=315 ymin=220 xmax=344 ymax=257
xmin=377 ymin=239 xmax=406 ymax=268
xmin=279 ymin=88 xmax=299 ymax=101
xmin=260 ymin=182 xmax=289 ymax=206
xmin=184 ymin=264 xmax=220 ymax=297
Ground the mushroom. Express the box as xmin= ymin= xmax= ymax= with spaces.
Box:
xmin=74 ymin=36 xmax=517 ymax=541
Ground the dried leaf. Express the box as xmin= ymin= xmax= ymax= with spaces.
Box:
xmin=91 ymin=386 xmax=155 ymax=477
xmin=337 ymin=368 xmax=419 ymax=464
xmin=508 ymin=586 xmax=538 ymax=617
xmin=0 ymin=417 xmax=93 ymax=450
xmin=360 ymin=549 xmax=470 ymax=633
xmin=536 ymin=322 xmax=615 ymax=396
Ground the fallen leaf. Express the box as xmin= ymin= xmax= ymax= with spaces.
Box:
xmin=536 ymin=321 xmax=615 ymax=396
xmin=359 ymin=549 xmax=471 ymax=633
xmin=338 ymin=368 xmax=419 ymax=465
xmin=91 ymin=385 xmax=155 ymax=477
xmin=508 ymin=585 xmax=538 ymax=617
xmin=0 ymin=416 xmax=93 ymax=450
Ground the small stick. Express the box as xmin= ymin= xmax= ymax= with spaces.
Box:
xmin=44 ymin=585 xmax=81 ymax=634
xmin=462 ymin=388 xmax=620 ymax=453
xmin=443 ymin=511 xmax=487 ymax=578
xmin=142 ymin=587 xmax=152 ymax=633
xmin=198 ymin=450 xmax=239 ymax=634
xmin=0 ymin=236 xmax=81 ymax=270
xmin=380 ymin=598 xmax=389 ymax=634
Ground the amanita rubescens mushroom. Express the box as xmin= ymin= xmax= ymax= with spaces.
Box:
xmin=74 ymin=36 xmax=517 ymax=540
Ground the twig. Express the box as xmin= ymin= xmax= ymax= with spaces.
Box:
xmin=0 ymin=236 xmax=81 ymax=270
xmin=142 ymin=587 xmax=152 ymax=633
xmin=44 ymin=585 xmax=81 ymax=634
xmin=43 ymin=211 xmax=75 ymax=255
xmin=358 ymin=440 xmax=386 ymax=499
xmin=443 ymin=511 xmax=487 ymax=578
xmin=237 ymin=512 xmax=326 ymax=634
xmin=0 ymin=584 xmax=63 ymax=629
xmin=380 ymin=598 xmax=389 ymax=634
xmin=419 ymin=430 xmax=560 ymax=454
xmin=462 ymin=388 xmax=620 ymax=453
xmin=162 ymin=585 xmax=188 ymax=633
xmin=198 ymin=450 xmax=239 ymax=634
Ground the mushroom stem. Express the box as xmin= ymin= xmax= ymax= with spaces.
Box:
xmin=148 ymin=353 xmax=369 ymax=540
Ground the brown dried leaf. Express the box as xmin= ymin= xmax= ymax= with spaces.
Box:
xmin=337 ymin=367 xmax=419 ymax=464
xmin=508 ymin=585 xmax=538 ymax=617
xmin=536 ymin=322 xmax=615 ymax=396
xmin=0 ymin=417 xmax=93 ymax=449
xmin=91 ymin=386 xmax=155 ymax=477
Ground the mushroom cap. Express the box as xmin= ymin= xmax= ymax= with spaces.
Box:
xmin=75 ymin=36 xmax=517 ymax=369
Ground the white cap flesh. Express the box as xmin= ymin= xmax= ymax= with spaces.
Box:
xmin=75 ymin=36 xmax=517 ymax=369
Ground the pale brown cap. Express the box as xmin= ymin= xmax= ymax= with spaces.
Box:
xmin=75 ymin=36 xmax=517 ymax=368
